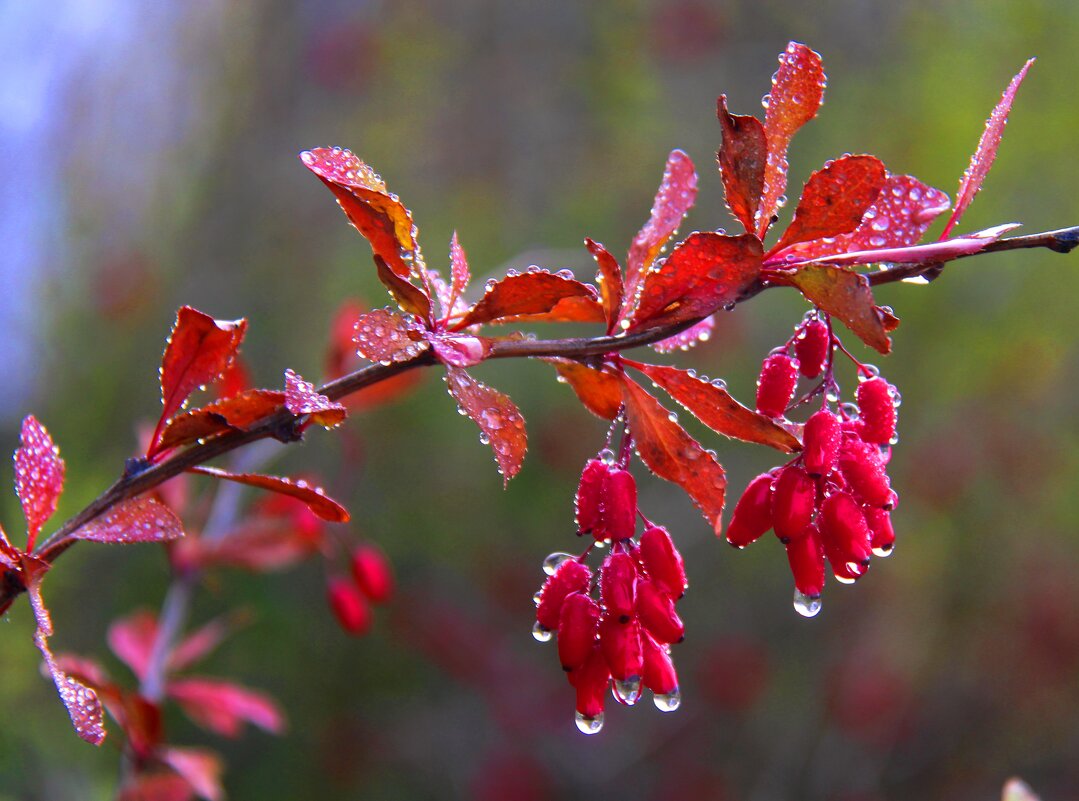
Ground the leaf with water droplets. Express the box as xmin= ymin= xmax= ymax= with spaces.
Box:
xmin=284 ymin=369 xmax=346 ymax=428
xmin=455 ymin=270 xmax=603 ymax=328
xmin=942 ymin=59 xmax=1034 ymax=239
xmin=759 ymin=42 xmax=825 ymax=237
xmin=215 ymin=355 xmax=250 ymax=401
xmin=770 ymin=155 xmax=887 ymax=255
xmin=188 ymin=466 xmax=350 ymax=522
xmin=448 ymin=231 xmax=470 ymax=309
xmin=650 ymin=315 xmax=714 ymax=354
xmin=151 ymin=307 xmax=247 ymax=457
xmin=628 ymin=232 xmax=762 ymax=331
xmin=374 ymin=255 xmax=432 ymax=320
xmin=444 ymin=367 xmax=527 ymax=484
xmin=623 ymin=149 xmax=699 ymax=317
xmin=628 ymin=361 xmax=801 ymax=452
xmin=168 ymin=678 xmax=286 ymax=738
xmin=622 ymin=377 xmax=726 ymax=535
xmin=544 ymin=358 xmax=623 ymax=420
xmin=790 ymin=264 xmax=894 ymax=354
xmin=585 ymin=238 xmax=624 ymax=326
xmin=300 ymin=147 xmax=419 ymax=280
xmin=14 ymin=415 xmax=65 ymax=549
xmin=158 ymin=390 xmax=286 ymax=452
xmin=352 ymin=306 xmax=429 ymax=365
xmin=430 ymin=333 xmax=491 ymax=368
xmin=160 ymin=746 xmax=224 ymax=801
xmin=72 ymin=497 xmax=185 ymax=545
xmin=779 ymin=174 xmax=950 ymax=260
xmin=717 ymin=95 xmax=767 ymax=234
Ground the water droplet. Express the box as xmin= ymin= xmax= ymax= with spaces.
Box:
xmin=575 ymin=711 xmax=604 ymax=734
xmin=825 ymin=388 xmax=840 ymax=403
xmin=300 ymin=151 xmax=316 ymax=165
xmin=653 ymin=689 xmax=681 ymax=712
xmin=543 ymin=552 xmax=573 ymax=575
xmin=598 ymin=448 xmax=617 ymax=465
xmin=872 ymin=544 xmax=894 ymax=558
xmin=793 ymin=589 xmax=822 ymax=617
xmin=710 ymin=378 xmax=727 ymax=390
xmin=613 ymin=677 xmax=642 ymax=705
xmin=532 ymin=622 xmax=552 ymax=642
xmin=667 ymin=412 xmax=679 ymax=424
xmin=834 ymin=573 xmax=856 ymax=585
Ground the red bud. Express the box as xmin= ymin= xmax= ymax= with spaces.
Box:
xmin=638 ymin=526 xmax=687 ymax=598
xmin=641 ymin=631 xmax=678 ymax=695
xmin=756 ymin=352 xmax=799 ymax=418
xmin=536 ymin=559 xmax=592 ymax=631
xmin=839 ymin=437 xmax=892 ymax=507
xmin=558 ymin=592 xmax=600 ymax=671
xmin=327 ymin=578 xmax=372 ymax=635
xmin=785 ymin=525 xmax=825 ymax=598
xmin=771 ymin=466 xmax=817 ymax=542
xmin=599 ymin=615 xmax=643 ymax=682
xmin=350 ymin=543 xmax=394 ymax=604
xmin=603 ymin=468 xmax=637 ymax=541
xmin=600 ymin=550 xmax=638 ymax=621
xmin=726 ymin=472 xmax=774 ymax=548
xmin=856 ymin=377 xmax=898 ymax=445
xmin=819 ymin=492 xmax=873 ymax=568
xmin=575 ymin=459 xmax=609 ymax=536
xmin=795 ymin=318 xmax=830 ymax=378
xmin=636 ymin=580 xmax=684 ymax=644
xmin=803 ymin=410 xmax=842 ymax=476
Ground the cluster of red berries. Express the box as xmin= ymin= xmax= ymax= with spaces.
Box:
xmin=327 ymin=543 xmax=395 ymax=635
xmin=728 ymin=313 xmax=900 ymax=616
xmin=533 ymin=455 xmax=687 ymax=734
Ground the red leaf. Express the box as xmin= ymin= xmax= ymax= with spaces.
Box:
xmin=214 ymin=356 xmax=250 ymax=401
xmin=777 ymin=174 xmax=950 ymax=261
xmin=455 ymin=270 xmax=603 ymax=328
xmin=650 ymin=315 xmax=714 ymax=354
xmin=770 ymin=155 xmax=887 ymax=255
xmin=628 ymin=361 xmax=801 ymax=452
xmin=170 ymin=615 xmax=234 ymax=674
xmin=160 ymin=747 xmax=223 ymax=801
xmin=72 ymin=497 xmax=185 ymax=545
xmin=168 ymin=678 xmax=286 ymax=738
xmin=119 ymin=773 xmax=197 ymax=801
xmin=792 ymin=223 xmax=1018 ymax=270
xmin=430 ymin=333 xmax=491 ymax=368
xmin=584 ymin=238 xmax=624 ymax=327
xmin=14 ymin=415 xmax=65 ymax=549
xmin=628 ymin=232 xmax=762 ymax=331
xmin=545 ymin=358 xmax=624 ymax=420
xmin=157 ymin=390 xmax=286 ymax=452
xmin=353 ymin=307 xmax=430 ymax=365
xmin=445 ymin=367 xmax=527 ymax=484
xmin=790 ymin=264 xmax=893 ymax=354
xmin=152 ymin=307 xmax=247 ymax=457
xmin=621 ymin=377 xmax=726 ymax=535
xmin=449 ymin=231 xmax=470 ymax=309
xmin=324 ymin=300 xmax=365 ymax=380
xmin=623 ymin=150 xmax=699 ymax=313
xmin=717 ymin=95 xmax=768 ymax=234
xmin=188 ymin=466 xmax=350 ymax=522
xmin=107 ymin=610 xmax=158 ymax=680
xmin=759 ymin=42 xmax=826 ymax=237
xmin=190 ymin=522 xmax=323 ymax=572
xmin=942 ymin=59 xmax=1034 ymax=239
xmin=300 ymin=147 xmax=419 ymax=279
xmin=284 ymin=369 xmax=346 ymax=428
xmin=374 ymin=255 xmax=432 ymax=320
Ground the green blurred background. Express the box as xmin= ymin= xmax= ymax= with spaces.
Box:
xmin=1 ymin=1 xmax=1078 ymax=799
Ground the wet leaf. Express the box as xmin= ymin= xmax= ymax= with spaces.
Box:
xmin=300 ymin=147 xmax=419 ymax=279
xmin=942 ymin=59 xmax=1034 ymax=238
xmin=445 ymin=367 xmax=527 ymax=484
xmin=168 ymin=678 xmax=285 ymax=738
xmin=790 ymin=264 xmax=893 ymax=354
xmin=430 ymin=334 xmax=491 ymax=368
xmin=160 ymin=747 xmax=223 ymax=801
xmin=449 ymin=231 xmax=470 ymax=309
xmin=284 ymin=369 xmax=346 ymax=428
xmin=629 ymin=232 xmax=762 ymax=331
xmin=622 ymin=377 xmax=726 ymax=535
xmin=455 ymin=270 xmax=603 ymax=328
xmin=770 ymin=155 xmax=887 ymax=255
xmin=14 ymin=415 xmax=65 ymax=548
xmin=374 ymin=255 xmax=431 ymax=320
xmin=584 ymin=238 xmax=624 ymax=326
xmin=72 ymin=497 xmax=185 ymax=545
xmin=759 ymin=42 xmax=826 ymax=237
xmin=545 ymin=358 xmax=623 ymax=420
xmin=158 ymin=390 xmax=286 ymax=452
xmin=352 ymin=307 xmax=429 ymax=365
xmin=188 ymin=519 xmax=323 ymax=572
xmin=214 ymin=356 xmax=250 ymax=401
xmin=188 ymin=467 xmax=350 ymax=522
xmin=650 ymin=315 xmax=714 ymax=354
xmin=717 ymin=95 xmax=767 ymax=234
xmin=629 ymin=361 xmax=801 ymax=452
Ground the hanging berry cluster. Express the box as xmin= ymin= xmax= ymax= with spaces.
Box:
xmin=728 ymin=313 xmax=900 ymax=616
xmin=533 ymin=452 xmax=687 ymax=734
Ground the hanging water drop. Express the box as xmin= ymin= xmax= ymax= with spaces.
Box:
xmin=653 ymin=689 xmax=681 ymax=712
xmin=532 ymin=622 xmax=552 ymax=642
xmin=613 ymin=677 xmax=642 ymax=706
xmin=542 ymin=552 xmax=574 ymax=575
xmin=793 ymin=589 xmax=822 ymax=617
xmin=574 ymin=711 xmax=604 ymax=734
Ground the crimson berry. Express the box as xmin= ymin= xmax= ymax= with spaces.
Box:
xmin=726 ymin=472 xmax=775 ymax=548
xmin=756 ymin=352 xmax=800 ymax=418
xmin=575 ymin=459 xmax=609 ymax=536
xmin=856 ymin=377 xmax=898 ymax=445
xmin=558 ymin=592 xmax=600 ymax=671
xmin=641 ymin=631 xmax=680 ymax=710
xmin=771 ymin=465 xmax=817 ymax=543
xmin=838 ymin=437 xmax=892 ymax=507
xmin=819 ymin=492 xmax=873 ymax=571
xmin=636 ymin=579 xmax=685 ymax=644
xmin=604 ymin=468 xmax=638 ymax=541
xmin=535 ymin=559 xmax=591 ymax=633
xmin=803 ymin=410 xmax=842 ymax=477
xmin=327 ymin=577 xmax=372 ymax=635
xmin=350 ymin=543 xmax=394 ymax=604
xmin=599 ymin=614 xmax=644 ymax=684
xmin=863 ymin=506 xmax=895 ymax=556
xmin=795 ymin=317 xmax=830 ymax=378
xmin=638 ymin=525 xmax=687 ymax=599
xmin=569 ymin=644 xmax=610 ymax=733
xmin=600 ymin=550 xmax=638 ymax=622
xmin=785 ymin=525 xmax=825 ymax=610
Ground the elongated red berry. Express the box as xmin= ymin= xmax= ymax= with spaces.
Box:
xmin=803 ymin=410 xmax=842 ymax=477
xmin=838 ymin=438 xmax=892 ymax=507
xmin=785 ymin=526 xmax=825 ymax=598
xmin=639 ymin=526 xmax=687 ymax=599
xmin=599 ymin=615 xmax=644 ymax=682
xmin=536 ymin=559 xmax=592 ymax=631
xmin=819 ymin=492 xmax=872 ymax=568
xmin=636 ymin=580 xmax=684 ymax=644
xmin=641 ymin=631 xmax=678 ymax=695
xmin=604 ymin=468 xmax=637 ymax=541
xmin=327 ymin=578 xmax=372 ymax=635
xmin=863 ymin=506 xmax=895 ymax=555
xmin=771 ymin=466 xmax=817 ymax=542
xmin=600 ymin=550 xmax=638 ymax=621
xmin=856 ymin=377 xmax=898 ymax=445
xmin=570 ymin=643 xmax=610 ymax=731
xmin=558 ymin=592 xmax=600 ymax=671
xmin=726 ymin=472 xmax=775 ymax=548
xmin=824 ymin=534 xmax=869 ymax=583
xmin=756 ymin=352 xmax=799 ymax=418
xmin=795 ymin=318 xmax=830 ymax=378
xmin=350 ymin=543 xmax=394 ymax=604
xmin=575 ymin=459 xmax=609 ymax=536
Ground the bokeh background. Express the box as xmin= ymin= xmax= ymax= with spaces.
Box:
xmin=1 ymin=1 xmax=1078 ymax=799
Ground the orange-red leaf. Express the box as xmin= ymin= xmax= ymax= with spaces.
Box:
xmin=168 ymin=678 xmax=286 ymax=738
xmin=449 ymin=231 xmax=470 ymax=309
xmin=188 ymin=467 xmax=349 ymax=522
xmin=374 ymin=255 xmax=431 ymax=320
xmin=770 ymin=155 xmax=887 ymax=255
xmin=584 ymin=238 xmax=624 ymax=326
xmin=759 ymin=42 xmax=826 ymax=237
xmin=629 ymin=362 xmax=801 ymax=452
xmin=545 ymin=358 xmax=623 ymax=420
xmin=14 ymin=415 xmax=65 ymax=548
xmin=158 ymin=390 xmax=286 ymax=452
xmin=284 ymin=369 xmax=346 ymax=428
xmin=455 ymin=270 xmax=603 ymax=328
xmin=622 ymin=377 xmax=726 ymax=535
xmin=300 ymin=147 xmax=419 ymax=279
xmin=352 ymin=307 xmax=429 ymax=365
xmin=942 ymin=59 xmax=1034 ymax=238
xmin=445 ymin=367 xmax=527 ymax=484
xmin=790 ymin=264 xmax=893 ymax=354
xmin=72 ymin=497 xmax=185 ymax=545
xmin=717 ymin=95 xmax=767 ymax=234
xmin=629 ymin=232 xmax=762 ymax=331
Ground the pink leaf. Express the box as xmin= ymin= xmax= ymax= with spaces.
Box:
xmin=942 ymin=59 xmax=1034 ymax=239
xmin=72 ymin=497 xmax=185 ymax=545
xmin=445 ymin=367 xmax=527 ymax=485
xmin=14 ymin=415 xmax=65 ymax=550
xmin=449 ymin=231 xmax=470 ymax=310
xmin=650 ymin=315 xmax=715 ymax=354
xmin=168 ymin=678 xmax=286 ymax=738
xmin=430 ymin=334 xmax=491 ymax=368
xmin=794 ymin=223 xmax=1020 ymax=269
xmin=107 ymin=610 xmax=158 ymax=680
xmin=188 ymin=466 xmax=350 ymax=522
xmin=160 ymin=747 xmax=223 ymax=801
xmin=284 ymin=369 xmax=347 ymax=428
xmin=353 ymin=307 xmax=430 ymax=364
xmin=169 ymin=615 xmax=234 ymax=674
